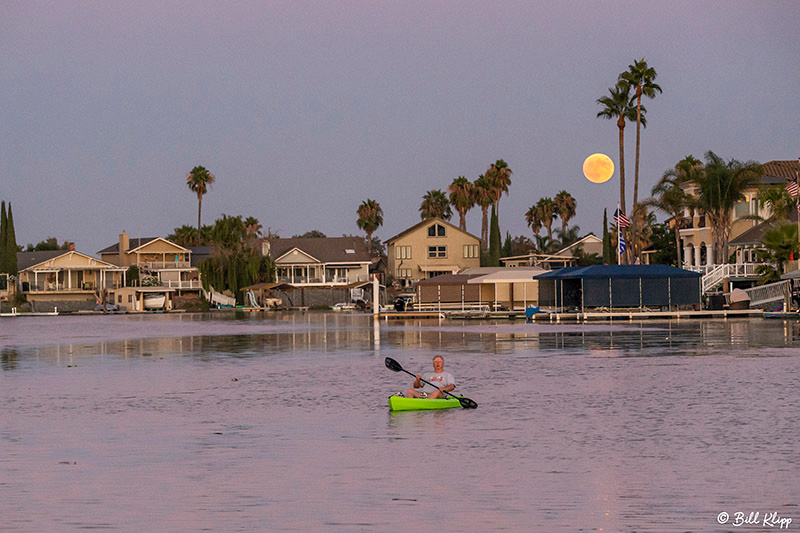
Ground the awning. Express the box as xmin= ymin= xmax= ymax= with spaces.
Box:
xmin=418 ymin=265 xmax=460 ymax=273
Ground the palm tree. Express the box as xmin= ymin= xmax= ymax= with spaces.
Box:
xmin=473 ymin=175 xmax=493 ymax=250
xmin=536 ymin=197 xmax=557 ymax=242
xmin=485 ymin=159 xmax=513 ymax=212
xmin=356 ymin=199 xmax=384 ymax=255
xmin=690 ymin=151 xmax=763 ymax=263
xmin=554 ymin=190 xmax=577 ymax=235
xmin=642 ymin=156 xmax=700 ymax=265
xmin=597 ymin=83 xmax=640 ymax=263
xmin=186 ymin=165 xmax=216 ymax=240
xmin=757 ymin=185 xmax=795 ymax=222
xmin=448 ymin=176 xmax=475 ymax=231
xmin=419 ymin=190 xmax=452 ymax=221
xmin=244 ymin=216 xmax=263 ymax=237
xmin=619 ymin=59 xmax=662 ymax=243
xmin=525 ymin=205 xmax=543 ymax=245
xmin=167 ymin=224 xmax=200 ymax=247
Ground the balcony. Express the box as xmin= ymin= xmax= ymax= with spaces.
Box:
xmin=160 ymin=280 xmax=202 ymax=289
xmin=139 ymin=261 xmax=191 ymax=270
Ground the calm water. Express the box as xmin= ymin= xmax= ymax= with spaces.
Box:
xmin=1 ymin=312 xmax=799 ymax=531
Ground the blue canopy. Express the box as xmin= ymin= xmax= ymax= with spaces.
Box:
xmin=534 ymin=265 xmax=701 ymax=280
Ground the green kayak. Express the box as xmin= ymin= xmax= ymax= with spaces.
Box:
xmin=388 ymin=394 xmax=463 ymax=411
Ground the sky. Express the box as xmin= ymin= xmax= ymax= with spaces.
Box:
xmin=2 ymin=1 xmax=799 ymax=255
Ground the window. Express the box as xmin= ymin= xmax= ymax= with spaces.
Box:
xmin=397 ymin=268 xmax=412 ymax=278
xmin=428 ymin=246 xmax=446 ymax=258
xmin=734 ymin=201 xmax=750 ymax=218
xmin=463 ymin=244 xmax=479 ymax=258
xmin=427 ymin=224 xmax=446 ymax=237
xmin=395 ymin=245 xmax=411 ymax=260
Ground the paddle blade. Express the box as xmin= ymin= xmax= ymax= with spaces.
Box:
xmin=384 ymin=357 xmax=403 ymax=372
xmin=459 ymin=397 xmax=478 ymax=409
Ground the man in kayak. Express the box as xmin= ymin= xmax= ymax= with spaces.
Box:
xmin=405 ymin=355 xmax=456 ymax=399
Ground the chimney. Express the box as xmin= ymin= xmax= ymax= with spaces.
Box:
xmin=68 ymin=242 xmax=76 ymax=251
xmin=119 ymin=232 xmax=130 ymax=266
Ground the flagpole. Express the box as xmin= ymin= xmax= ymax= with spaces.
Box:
xmin=617 ymin=202 xmax=621 ymax=265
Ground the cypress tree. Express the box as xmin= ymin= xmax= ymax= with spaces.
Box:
xmin=0 ymin=201 xmax=7 ymax=274
xmin=488 ymin=205 xmax=501 ymax=266
xmin=502 ymin=231 xmax=512 ymax=259
xmin=602 ymin=208 xmax=611 ymax=264
xmin=5 ymin=203 xmax=17 ymax=273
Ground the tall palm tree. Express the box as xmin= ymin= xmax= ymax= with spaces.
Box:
xmin=356 ymin=199 xmax=384 ymax=255
xmin=554 ymin=190 xmax=577 ymax=235
xmin=642 ymin=156 xmax=700 ymax=265
xmin=619 ymin=59 xmax=661 ymax=262
xmin=597 ymin=83 xmax=640 ymax=263
xmin=473 ymin=175 xmax=493 ymax=250
xmin=486 ymin=159 xmax=513 ymax=212
xmin=419 ymin=190 xmax=451 ymax=221
xmin=448 ymin=176 xmax=475 ymax=231
xmin=536 ymin=197 xmax=557 ymax=242
xmin=689 ymin=151 xmax=763 ymax=262
xmin=186 ymin=165 xmax=216 ymax=240
xmin=619 ymin=59 xmax=661 ymax=239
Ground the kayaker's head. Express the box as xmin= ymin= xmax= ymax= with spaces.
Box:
xmin=432 ymin=355 xmax=444 ymax=373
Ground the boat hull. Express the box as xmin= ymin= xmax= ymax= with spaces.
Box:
xmin=388 ymin=395 xmax=462 ymax=411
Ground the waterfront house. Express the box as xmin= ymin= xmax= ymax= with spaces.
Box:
xmin=16 ymin=247 xmax=126 ymax=312
xmin=263 ymin=236 xmax=371 ymax=286
xmin=678 ymin=159 xmax=800 ymax=292
xmin=98 ymin=232 xmax=202 ymax=295
xmin=500 ymin=235 xmax=602 ymax=269
xmin=385 ymin=218 xmax=481 ymax=287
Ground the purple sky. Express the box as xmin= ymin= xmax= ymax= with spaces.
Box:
xmin=3 ymin=1 xmax=799 ymax=254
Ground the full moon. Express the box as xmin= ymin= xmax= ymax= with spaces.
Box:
xmin=583 ymin=153 xmax=614 ymax=183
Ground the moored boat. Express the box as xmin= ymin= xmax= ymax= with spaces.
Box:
xmin=388 ymin=394 xmax=463 ymax=411
xmin=143 ymin=294 xmax=166 ymax=310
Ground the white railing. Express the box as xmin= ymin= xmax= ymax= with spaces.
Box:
xmin=696 ymin=263 xmax=762 ymax=293
xmin=140 ymin=261 xmax=191 ymax=270
xmin=744 ymin=280 xmax=790 ymax=309
xmin=161 ymin=280 xmax=202 ymax=289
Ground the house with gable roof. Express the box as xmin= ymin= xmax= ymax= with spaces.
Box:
xmin=385 ymin=218 xmax=481 ymax=286
xmin=15 ymin=246 xmax=126 ymax=311
xmin=263 ymin=236 xmax=371 ymax=286
xmin=98 ymin=231 xmax=202 ymax=294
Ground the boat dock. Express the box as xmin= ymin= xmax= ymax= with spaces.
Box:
xmin=529 ymin=308 xmax=764 ymax=322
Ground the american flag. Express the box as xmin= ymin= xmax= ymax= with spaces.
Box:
xmin=618 ymin=233 xmax=627 ymax=255
xmin=786 ymin=180 xmax=800 ymax=198
xmin=613 ymin=208 xmax=631 ymax=228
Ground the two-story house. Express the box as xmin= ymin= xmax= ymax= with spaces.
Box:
xmin=385 ymin=218 xmax=481 ymax=287
xmin=679 ymin=160 xmax=797 ymax=269
xmin=98 ymin=232 xmax=202 ymax=295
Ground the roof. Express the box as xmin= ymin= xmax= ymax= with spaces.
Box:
xmin=415 ymin=273 xmax=485 ymax=285
xmin=729 ymin=209 xmax=798 ymax=246
xmin=553 ymin=234 xmax=602 ymax=257
xmin=761 ymin=160 xmax=800 ymax=182
xmin=384 ymin=217 xmax=479 ymax=244
xmin=98 ymin=237 xmax=158 ymax=254
xmin=535 ymin=265 xmax=702 ymax=280
xmin=467 ymin=268 xmax=548 ymax=284
xmin=266 ymin=236 xmax=370 ymax=263
xmin=189 ymin=246 xmax=213 ymax=267
xmin=781 ymin=269 xmax=800 ymax=280
xmin=418 ymin=264 xmax=460 ymax=272
xmin=16 ymin=250 xmax=67 ymax=271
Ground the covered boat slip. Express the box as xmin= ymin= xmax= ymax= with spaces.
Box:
xmin=535 ymin=265 xmax=702 ymax=313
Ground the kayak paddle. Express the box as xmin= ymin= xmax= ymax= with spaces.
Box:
xmin=384 ymin=357 xmax=478 ymax=409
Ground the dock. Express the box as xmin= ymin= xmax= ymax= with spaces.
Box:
xmin=380 ymin=311 xmax=445 ymax=320
xmin=529 ymin=309 xmax=764 ymax=322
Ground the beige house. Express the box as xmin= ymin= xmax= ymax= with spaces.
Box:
xmin=386 ymin=218 xmax=481 ymax=286
xmin=98 ymin=232 xmax=201 ymax=294
xmin=678 ymin=160 xmax=797 ymax=269
xmin=263 ymin=236 xmax=371 ymax=286
xmin=16 ymin=249 xmax=126 ymax=311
